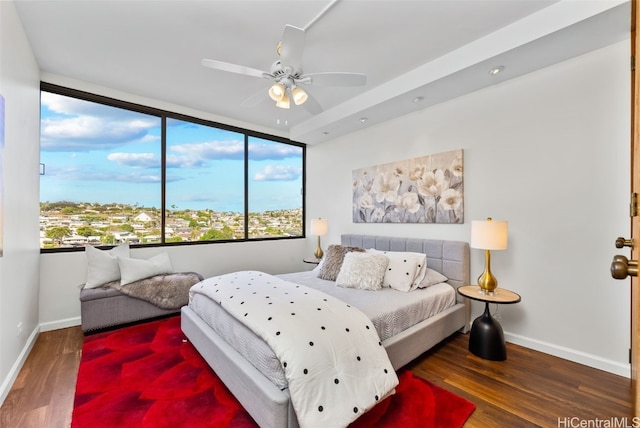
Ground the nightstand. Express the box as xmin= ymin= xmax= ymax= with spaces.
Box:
xmin=303 ymin=257 xmax=321 ymax=264
xmin=457 ymin=285 xmax=521 ymax=361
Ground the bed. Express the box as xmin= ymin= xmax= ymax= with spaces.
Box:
xmin=181 ymin=234 xmax=470 ymax=428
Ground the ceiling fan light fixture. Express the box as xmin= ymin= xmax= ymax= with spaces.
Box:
xmin=275 ymin=93 xmax=291 ymax=109
xmin=291 ymin=86 xmax=308 ymax=105
xmin=268 ymin=82 xmax=286 ymax=101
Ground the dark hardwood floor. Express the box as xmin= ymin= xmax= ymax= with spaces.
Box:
xmin=0 ymin=324 xmax=632 ymax=427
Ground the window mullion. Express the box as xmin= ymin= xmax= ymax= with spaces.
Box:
xmin=161 ymin=115 xmax=167 ymax=244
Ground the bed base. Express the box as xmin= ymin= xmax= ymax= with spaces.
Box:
xmin=182 ymin=302 xmax=465 ymax=428
xmin=181 ymin=234 xmax=470 ymax=428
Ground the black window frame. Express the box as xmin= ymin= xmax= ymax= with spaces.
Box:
xmin=39 ymin=82 xmax=306 ymax=253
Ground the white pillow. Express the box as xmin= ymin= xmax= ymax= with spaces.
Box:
xmin=368 ymin=249 xmax=427 ymax=292
xmin=84 ymin=243 xmax=130 ymax=288
xmin=118 ymin=252 xmax=174 ymax=286
xmin=336 ymin=252 xmax=389 ymax=291
xmin=417 ymin=268 xmax=449 ymax=288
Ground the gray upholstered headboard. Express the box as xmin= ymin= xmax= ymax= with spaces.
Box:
xmin=340 ymin=234 xmax=470 ymax=303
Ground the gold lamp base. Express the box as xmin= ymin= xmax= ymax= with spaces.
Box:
xmin=314 ymin=236 xmax=324 ymax=259
xmin=478 ymin=249 xmax=498 ymax=295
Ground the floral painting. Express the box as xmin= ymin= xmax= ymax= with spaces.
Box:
xmin=352 ymin=149 xmax=463 ymax=224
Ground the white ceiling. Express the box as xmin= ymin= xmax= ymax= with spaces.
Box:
xmin=14 ymin=0 xmax=631 ymax=145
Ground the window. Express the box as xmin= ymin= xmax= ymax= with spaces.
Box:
xmin=248 ymin=136 xmax=303 ymax=238
xmin=39 ymin=83 xmax=305 ymax=250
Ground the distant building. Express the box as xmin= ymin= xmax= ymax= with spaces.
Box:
xmin=134 ymin=212 xmax=154 ymax=223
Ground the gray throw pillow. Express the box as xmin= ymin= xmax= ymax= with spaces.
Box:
xmin=317 ymin=244 xmax=366 ymax=281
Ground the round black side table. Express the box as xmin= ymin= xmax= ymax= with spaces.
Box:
xmin=457 ymin=285 xmax=521 ymax=361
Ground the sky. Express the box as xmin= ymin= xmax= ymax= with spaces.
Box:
xmin=40 ymin=92 xmax=303 ymax=213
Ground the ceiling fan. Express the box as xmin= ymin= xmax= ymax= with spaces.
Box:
xmin=201 ymin=24 xmax=366 ymax=113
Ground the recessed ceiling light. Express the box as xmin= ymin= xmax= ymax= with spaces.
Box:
xmin=360 ymin=117 xmax=368 ymax=123
xmin=412 ymin=96 xmax=424 ymax=103
xmin=489 ymin=66 xmax=505 ymax=76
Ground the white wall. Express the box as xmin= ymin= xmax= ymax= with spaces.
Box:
xmin=307 ymin=40 xmax=631 ymax=376
xmin=0 ymin=1 xmax=43 ymax=404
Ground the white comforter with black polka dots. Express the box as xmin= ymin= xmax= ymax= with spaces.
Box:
xmin=189 ymin=270 xmax=399 ymax=428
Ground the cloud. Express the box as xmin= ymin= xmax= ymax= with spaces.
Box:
xmin=46 ymin=165 xmax=161 ymax=183
xmin=253 ymin=165 xmax=302 ymax=181
xmin=42 ymin=92 xmax=143 ymax=120
xmin=169 ymin=140 xmax=302 ymax=161
xmin=41 ymin=92 xmax=159 ymax=152
xmin=170 ymin=140 xmax=245 ymax=160
xmin=248 ymin=142 xmax=302 ymax=160
xmin=166 ymin=154 xmax=207 ymax=168
xmin=107 ymin=153 xmax=159 ymax=168
xmin=107 ymin=152 xmax=206 ymax=169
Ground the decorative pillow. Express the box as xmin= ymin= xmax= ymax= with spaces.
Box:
xmin=368 ymin=249 xmax=427 ymax=292
xmin=118 ymin=252 xmax=174 ymax=286
xmin=84 ymin=243 xmax=130 ymax=288
xmin=312 ymin=255 xmax=326 ymax=273
xmin=336 ymin=252 xmax=389 ymax=291
xmin=417 ymin=268 xmax=449 ymax=288
xmin=317 ymin=244 xmax=366 ymax=281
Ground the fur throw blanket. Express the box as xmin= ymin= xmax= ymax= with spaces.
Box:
xmin=109 ymin=272 xmax=203 ymax=310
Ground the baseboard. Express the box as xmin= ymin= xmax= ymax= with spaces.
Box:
xmin=0 ymin=325 xmax=40 ymax=407
xmin=39 ymin=316 xmax=81 ymax=332
xmin=505 ymin=331 xmax=630 ymax=378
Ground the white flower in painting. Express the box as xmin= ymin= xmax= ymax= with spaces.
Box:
xmin=450 ymin=156 xmax=463 ymax=177
xmin=358 ymin=193 xmax=374 ymax=209
xmin=416 ymin=169 xmax=449 ymax=197
xmin=396 ymin=192 xmax=421 ymax=214
xmin=372 ymin=171 xmax=401 ymax=203
xmin=438 ymin=188 xmax=463 ymax=210
xmin=408 ymin=165 xmax=426 ymax=181
xmin=371 ymin=207 xmax=386 ymax=222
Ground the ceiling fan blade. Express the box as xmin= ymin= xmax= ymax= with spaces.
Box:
xmin=301 ymin=92 xmax=323 ymax=115
xmin=241 ymin=88 xmax=270 ymax=107
xmin=201 ymin=59 xmax=269 ymax=79
xmin=279 ymin=25 xmax=305 ymax=71
xmin=303 ymin=72 xmax=367 ymax=87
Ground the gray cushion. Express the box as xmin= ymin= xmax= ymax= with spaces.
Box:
xmin=317 ymin=244 xmax=365 ymax=281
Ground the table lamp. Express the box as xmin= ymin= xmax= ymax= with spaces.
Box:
xmin=310 ymin=218 xmax=328 ymax=259
xmin=471 ymin=217 xmax=508 ymax=295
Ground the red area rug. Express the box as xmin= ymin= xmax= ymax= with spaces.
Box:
xmin=72 ymin=316 xmax=475 ymax=428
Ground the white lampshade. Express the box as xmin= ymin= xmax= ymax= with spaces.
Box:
xmin=268 ymin=82 xmax=286 ymax=101
xmin=275 ymin=92 xmax=290 ymax=109
xmin=470 ymin=219 xmax=508 ymax=250
xmin=291 ymin=86 xmax=308 ymax=105
xmin=310 ymin=218 xmax=328 ymax=236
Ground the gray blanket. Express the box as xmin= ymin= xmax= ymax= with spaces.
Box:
xmin=109 ymin=272 xmax=204 ymax=310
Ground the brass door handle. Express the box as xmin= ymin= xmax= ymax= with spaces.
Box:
xmin=615 ymin=237 xmax=633 ymax=248
xmin=613 ymin=254 xmax=639 ymax=266
xmin=611 ymin=255 xmax=639 ymax=279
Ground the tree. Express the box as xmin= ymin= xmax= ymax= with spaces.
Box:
xmin=190 ymin=227 xmax=201 ymax=240
xmin=76 ymin=226 xmax=100 ymax=237
xmin=46 ymin=227 xmax=71 ymax=245
xmin=61 ymin=206 xmax=80 ymax=215
xmin=200 ymin=226 xmax=234 ymax=241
